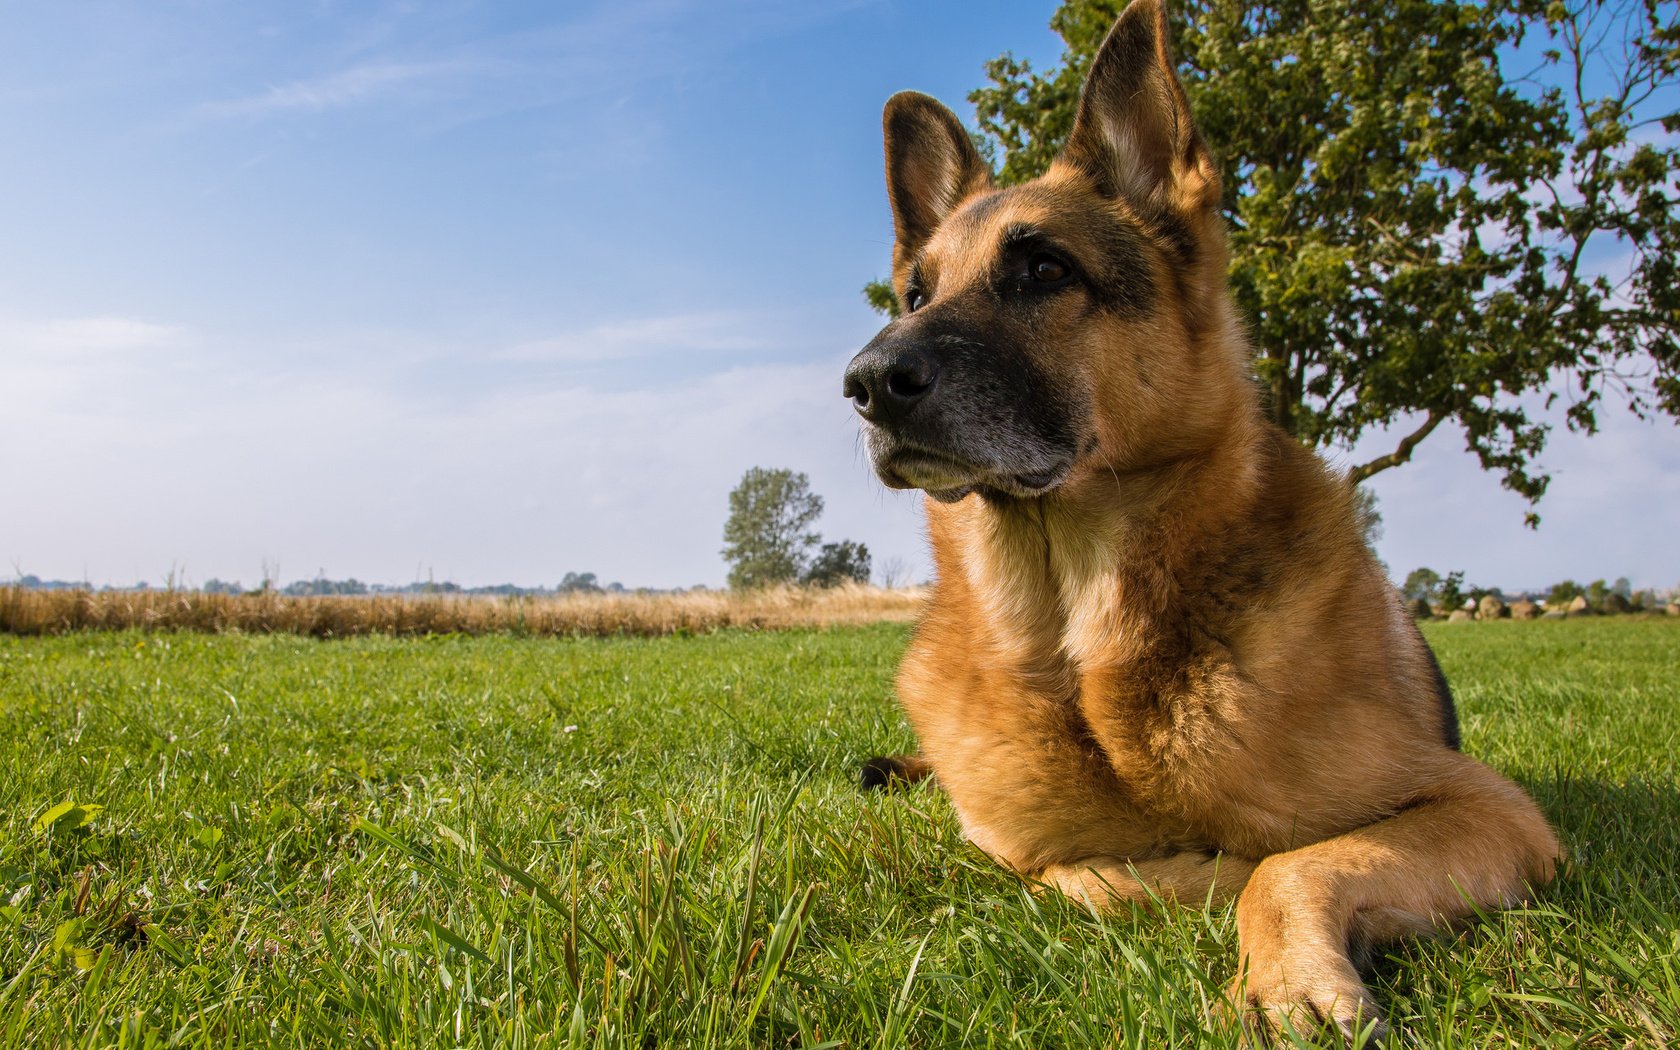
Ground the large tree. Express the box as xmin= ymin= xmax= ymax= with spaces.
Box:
xmin=720 ymin=467 xmax=825 ymax=589
xmin=867 ymin=0 xmax=1678 ymax=522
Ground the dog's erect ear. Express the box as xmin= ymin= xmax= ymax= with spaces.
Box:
xmin=1062 ymin=0 xmax=1217 ymax=213
xmin=883 ymin=92 xmax=992 ymax=261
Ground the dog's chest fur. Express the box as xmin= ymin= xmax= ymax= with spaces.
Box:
xmin=902 ymin=492 xmax=1274 ymax=867
xmin=895 ymin=434 xmax=1428 ymax=872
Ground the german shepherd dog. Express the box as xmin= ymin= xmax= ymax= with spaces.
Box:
xmin=842 ymin=0 xmax=1559 ymax=1039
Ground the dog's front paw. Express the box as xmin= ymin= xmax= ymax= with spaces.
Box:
xmin=858 ymin=753 xmax=931 ymax=792
xmin=1224 ymin=954 xmax=1388 ymax=1046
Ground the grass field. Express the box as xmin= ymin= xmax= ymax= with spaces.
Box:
xmin=2 ymin=620 xmax=1677 ymax=1048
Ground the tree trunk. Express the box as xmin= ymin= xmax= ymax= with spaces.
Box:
xmin=1267 ymin=350 xmax=1294 ymax=436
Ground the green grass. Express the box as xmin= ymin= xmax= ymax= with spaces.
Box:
xmin=1 ymin=620 xmax=1676 ymax=1048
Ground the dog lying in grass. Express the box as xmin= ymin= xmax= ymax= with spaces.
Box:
xmin=843 ymin=0 xmax=1559 ymax=1039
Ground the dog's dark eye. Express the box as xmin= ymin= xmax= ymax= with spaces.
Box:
xmin=1029 ymin=254 xmax=1072 ymax=285
xmin=905 ymin=289 xmax=928 ymax=313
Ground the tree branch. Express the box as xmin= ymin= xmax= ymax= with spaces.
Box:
xmin=1348 ymin=410 xmax=1447 ymax=483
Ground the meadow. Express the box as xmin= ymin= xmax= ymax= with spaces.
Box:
xmin=1 ymin=618 xmax=1676 ymax=1048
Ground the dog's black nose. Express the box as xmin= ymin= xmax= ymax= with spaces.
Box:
xmin=843 ymin=344 xmax=938 ymax=425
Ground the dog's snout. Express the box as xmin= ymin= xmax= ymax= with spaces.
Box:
xmin=844 ymin=344 xmax=939 ymax=424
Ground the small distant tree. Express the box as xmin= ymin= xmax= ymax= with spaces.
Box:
xmin=559 ymin=572 xmax=602 ymax=594
xmin=1402 ymin=568 xmax=1443 ymax=605
xmin=1547 ymin=579 xmax=1585 ymax=607
xmin=1438 ymin=571 xmax=1468 ymax=613
xmin=803 ymin=541 xmax=872 ymax=588
xmin=878 ymin=556 xmax=911 ymax=589
xmin=721 ymin=468 xmax=824 ymax=589
xmin=1587 ymin=578 xmax=1611 ymax=610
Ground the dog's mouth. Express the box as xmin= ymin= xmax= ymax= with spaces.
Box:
xmin=874 ymin=444 xmax=1074 ymax=503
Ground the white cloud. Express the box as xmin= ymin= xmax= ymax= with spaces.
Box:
xmin=0 ymin=315 xmax=195 ymax=411
xmin=193 ymin=60 xmax=472 ymax=120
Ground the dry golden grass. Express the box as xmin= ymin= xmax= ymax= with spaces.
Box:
xmin=0 ymin=583 xmax=927 ymax=638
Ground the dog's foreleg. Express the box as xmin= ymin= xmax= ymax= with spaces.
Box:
xmin=1039 ymin=851 xmax=1257 ymax=911
xmin=1229 ymin=753 xmax=1559 ymax=1042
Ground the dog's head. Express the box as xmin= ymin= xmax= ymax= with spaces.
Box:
xmin=845 ymin=0 xmax=1247 ymax=503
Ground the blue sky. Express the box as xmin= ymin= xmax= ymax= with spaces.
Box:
xmin=2 ymin=1 xmax=1676 ymax=592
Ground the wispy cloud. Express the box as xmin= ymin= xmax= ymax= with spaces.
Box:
xmin=0 ymin=315 xmax=195 ymax=420
xmin=193 ymin=60 xmax=472 ymax=120
xmin=496 ymin=310 xmax=779 ymax=364
xmin=160 ymin=0 xmax=884 ymax=141
xmin=0 ymin=315 xmax=187 ymax=356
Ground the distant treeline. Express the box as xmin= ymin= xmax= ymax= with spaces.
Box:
xmin=5 ymin=570 xmax=635 ymax=598
xmin=1399 ymin=569 xmax=1676 ymax=614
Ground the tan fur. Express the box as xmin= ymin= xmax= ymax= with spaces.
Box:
xmin=861 ymin=0 xmax=1559 ymax=1039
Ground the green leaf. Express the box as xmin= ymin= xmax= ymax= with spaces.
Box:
xmin=35 ymin=800 xmax=104 ymax=837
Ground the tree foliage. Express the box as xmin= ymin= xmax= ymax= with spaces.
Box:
xmin=1547 ymin=578 xmax=1585 ymax=605
xmin=284 ymin=577 xmax=368 ymax=597
xmin=869 ymin=0 xmax=1679 ymax=521
xmin=1405 ymin=567 xmax=1479 ymax=610
xmin=802 ymin=540 xmax=873 ymax=588
xmin=1353 ymin=484 xmax=1384 ymax=549
xmin=1402 ymin=566 xmax=1444 ymax=603
xmin=559 ymin=572 xmax=603 ymax=594
xmin=720 ymin=468 xmax=825 ymax=589
xmin=863 ymin=279 xmax=902 ymax=319
xmin=1438 ymin=569 xmax=1471 ymax=612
